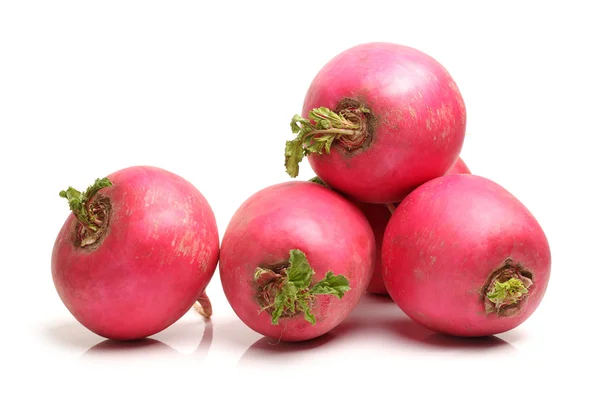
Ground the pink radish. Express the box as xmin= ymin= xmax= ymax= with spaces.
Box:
xmin=382 ymin=174 xmax=551 ymax=336
xmin=51 ymin=166 xmax=220 ymax=341
xmin=446 ymin=155 xmax=471 ymax=175
xmin=355 ymin=202 xmax=393 ymax=294
xmin=359 ymin=157 xmax=471 ymax=295
xmin=219 ymin=181 xmax=375 ymax=342
xmin=285 ymin=42 xmax=466 ymax=204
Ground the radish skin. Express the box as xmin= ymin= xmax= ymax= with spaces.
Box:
xmin=285 ymin=42 xmax=466 ymax=204
xmin=361 ymin=157 xmax=471 ymax=295
xmin=382 ymin=174 xmax=551 ymax=336
xmin=219 ymin=181 xmax=375 ymax=342
xmin=446 ymin=156 xmax=471 ymax=175
xmin=51 ymin=166 xmax=220 ymax=341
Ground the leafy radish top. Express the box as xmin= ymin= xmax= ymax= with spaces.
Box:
xmin=59 ymin=178 xmax=113 ymax=247
xmin=254 ymin=249 xmax=350 ymax=325
xmin=285 ymin=106 xmax=371 ymax=178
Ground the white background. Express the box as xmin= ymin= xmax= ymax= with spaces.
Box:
xmin=1 ymin=1 xmax=598 ymax=400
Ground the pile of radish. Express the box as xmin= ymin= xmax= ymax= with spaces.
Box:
xmin=52 ymin=42 xmax=550 ymax=344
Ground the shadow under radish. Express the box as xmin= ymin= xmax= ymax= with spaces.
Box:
xmin=80 ymin=317 xmax=214 ymax=363
xmin=329 ymin=292 xmax=407 ymax=336
xmin=236 ymin=292 xmax=402 ymax=367
xmin=344 ymin=293 xmax=516 ymax=353
xmin=387 ymin=317 xmax=516 ymax=353
xmin=335 ymin=292 xmax=517 ymax=356
xmin=82 ymin=338 xmax=178 ymax=359
xmin=237 ymin=331 xmax=337 ymax=367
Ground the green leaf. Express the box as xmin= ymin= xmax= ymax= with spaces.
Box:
xmin=271 ymin=290 xmax=287 ymax=325
xmin=271 ymin=281 xmax=300 ymax=325
xmin=59 ymin=177 xmax=112 ymax=217
xmin=290 ymin=114 xmax=310 ymax=134
xmin=284 ymin=139 xmax=304 ymax=178
xmin=84 ymin=178 xmax=113 ymax=200
xmin=309 ymin=107 xmax=337 ymax=125
xmin=304 ymin=140 xmax=326 ymax=155
xmin=59 ymin=187 xmax=84 ymax=214
xmin=297 ymin=297 xmax=316 ymax=325
xmin=258 ymin=249 xmax=351 ymax=326
xmin=315 ymin=117 xmax=332 ymax=130
xmin=303 ymin=135 xmax=334 ymax=156
xmin=310 ymin=271 xmax=351 ymax=298
xmin=284 ymin=105 xmax=370 ymax=178
xmin=324 ymin=135 xmax=336 ymax=154
xmin=308 ymin=176 xmax=328 ymax=187
xmin=286 ymin=250 xmax=314 ymax=289
xmin=486 ymin=277 xmax=529 ymax=308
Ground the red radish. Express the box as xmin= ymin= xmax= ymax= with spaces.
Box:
xmin=446 ymin=155 xmax=471 ymax=175
xmin=382 ymin=174 xmax=551 ymax=337
xmin=359 ymin=157 xmax=471 ymax=295
xmin=285 ymin=42 xmax=467 ymax=204
xmin=51 ymin=166 xmax=220 ymax=341
xmin=219 ymin=181 xmax=375 ymax=342
xmin=356 ymin=202 xmax=393 ymax=295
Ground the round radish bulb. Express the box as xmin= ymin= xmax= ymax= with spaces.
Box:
xmin=355 ymin=202 xmax=393 ymax=295
xmin=382 ymin=174 xmax=551 ymax=337
xmin=446 ymin=155 xmax=471 ymax=175
xmin=51 ymin=166 xmax=220 ymax=341
xmin=285 ymin=42 xmax=466 ymax=204
xmin=219 ymin=181 xmax=375 ymax=342
xmin=359 ymin=157 xmax=471 ymax=295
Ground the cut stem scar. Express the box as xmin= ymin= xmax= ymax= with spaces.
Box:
xmin=483 ymin=258 xmax=533 ymax=316
xmin=284 ymin=103 xmax=371 ymax=178
xmin=254 ymin=249 xmax=351 ymax=326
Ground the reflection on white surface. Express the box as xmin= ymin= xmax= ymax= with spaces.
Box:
xmin=42 ymin=321 xmax=105 ymax=350
xmin=237 ymin=293 xmax=515 ymax=368
xmin=40 ymin=310 xmax=215 ymax=365
xmin=239 ymin=332 xmax=337 ymax=365
xmin=39 ymin=292 xmax=518 ymax=370
xmin=31 ymin=272 xmax=572 ymax=400
xmin=84 ymin=338 xmax=178 ymax=358
xmin=81 ymin=319 xmax=213 ymax=362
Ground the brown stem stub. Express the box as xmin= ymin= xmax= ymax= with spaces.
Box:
xmin=334 ymin=97 xmax=374 ymax=152
xmin=254 ymin=261 xmax=291 ymax=317
xmin=74 ymin=194 xmax=112 ymax=250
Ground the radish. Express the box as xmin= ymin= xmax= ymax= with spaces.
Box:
xmin=285 ymin=42 xmax=467 ymax=204
xmin=355 ymin=202 xmax=393 ymax=294
xmin=359 ymin=157 xmax=471 ymax=295
xmin=381 ymin=174 xmax=551 ymax=337
xmin=446 ymin=155 xmax=471 ymax=175
xmin=51 ymin=166 xmax=220 ymax=341
xmin=219 ymin=181 xmax=375 ymax=342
